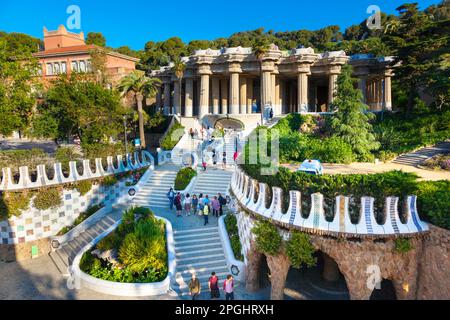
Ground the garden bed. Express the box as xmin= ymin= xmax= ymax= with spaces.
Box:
xmin=224 ymin=214 xmax=244 ymax=262
xmin=174 ymin=167 xmax=197 ymax=191
xmin=73 ymin=207 xmax=175 ymax=296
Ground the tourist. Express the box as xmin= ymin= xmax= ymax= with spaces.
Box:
xmin=174 ymin=192 xmax=182 ymax=217
xmin=203 ymin=202 xmax=209 ymax=225
xmin=184 ymin=193 xmax=192 ymax=216
xmin=222 ymin=151 xmax=227 ymax=169
xmin=208 ymin=272 xmax=220 ymax=299
xmin=233 ymin=150 xmax=238 ymax=164
xmin=212 ymin=149 xmax=217 ymax=166
xmin=269 ymin=107 xmax=274 ymax=120
xmin=198 ymin=193 xmax=204 ymax=214
xmin=203 ymin=194 xmax=210 ymax=211
xmin=192 ymin=194 xmax=199 ymax=215
xmin=218 ymin=193 xmax=226 ymax=216
xmin=223 ymin=274 xmax=234 ymax=300
xmin=167 ymin=188 xmax=175 ymax=210
xmin=189 ymin=128 xmax=195 ymax=140
xmin=188 ymin=274 xmax=201 ymax=300
xmin=211 ymin=196 xmax=220 ymax=218
xmin=202 ymin=159 xmax=207 ymax=171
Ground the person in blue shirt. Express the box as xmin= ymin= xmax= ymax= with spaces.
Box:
xmin=167 ymin=188 xmax=175 ymax=210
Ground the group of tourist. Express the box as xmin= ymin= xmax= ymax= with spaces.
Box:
xmin=167 ymin=188 xmax=229 ymax=225
xmin=188 ymin=273 xmax=235 ymax=300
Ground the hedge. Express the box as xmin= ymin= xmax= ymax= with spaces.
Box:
xmin=224 ymin=214 xmax=244 ymax=261
xmin=33 ymin=187 xmax=62 ymax=211
xmin=0 ymin=191 xmax=32 ymax=219
xmin=174 ymin=167 xmax=197 ymax=190
xmin=160 ymin=122 xmax=185 ymax=150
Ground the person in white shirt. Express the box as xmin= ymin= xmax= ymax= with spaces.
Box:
xmin=184 ymin=193 xmax=192 ymax=216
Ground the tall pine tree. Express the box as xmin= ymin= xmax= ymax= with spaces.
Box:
xmin=331 ymin=64 xmax=380 ymax=160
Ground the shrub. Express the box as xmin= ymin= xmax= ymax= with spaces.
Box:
xmin=423 ymin=154 xmax=450 ymax=171
xmin=394 ymin=238 xmax=413 ymax=253
xmin=56 ymin=204 xmax=103 ymax=236
xmin=224 ymin=214 xmax=243 ymax=261
xmin=160 ymin=122 xmax=185 ymax=150
xmin=75 ymin=180 xmax=92 ymax=196
xmin=0 ymin=148 xmax=49 ymax=171
xmin=0 ymin=191 xmax=32 ymax=219
xmin=310 ymin=136 xmax=355 ymax=164
xmin=82 ymin=142 xmax=130 ymax=160
xmin=174 ymin=167 xmax=197 ymax=190
xmin=285 ymin=231 xmax=317 ymax=268
xmin=252 ymin=220 xmax=282 ymax=256
xmin=55 ymin=147 xmax=80 ymax=173
xmin=101 ymin=175 xmax=118 ymax=187
xmin=33 ymin=187 xmax=62 ymax=210
xmin=416 ymin=180 xmax=450 ymax=230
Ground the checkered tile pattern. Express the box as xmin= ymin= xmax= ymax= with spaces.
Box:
xmin=236 ymin=211 xmax=256 ymax=265
xmin=0 ymin=181 xmax=129 ymax=245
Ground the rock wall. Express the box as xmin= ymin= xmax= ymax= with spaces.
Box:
xmin=416 ymin=225 xmax=450 ymax=300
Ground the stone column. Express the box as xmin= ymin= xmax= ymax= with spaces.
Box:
xmin=358 ymin=76 xmax=367 ymax=104
xmin=163 ymin=82 xmax=171 ymax=115
xmin=173 ymin=80 xmax=181 ymax=116
xmin=384 ymin=75 xmax=392 ymax=111
xmin=275 ymin=77 xmax=280 ymax=115
xmin=328 ymin=73 xmax=338 ymax=108
xmin=262 ymin=71 xmax=272 ymax=109
xmin=221 ymin=79 xmax=228 ymax=114
xmin=239 ymin=76 xmax=247 ymax=114
xmin=212 ymin=78 xmax=220 ymax=115
xmin=184 ymin=78 xmax=194 ymax=117
xmin=230 ymin=72 xmax=240 ymax=114
xmin=247 ymin=78 xmax=253 ymax=114
xmin=267 ymin=252 xmax=291 ymax=300
xmin=377 ymin=79 xmax=383 ymax=111
xmin=298 ymin=72 xmax=309 ymax=112
xmin=156 ymin=86 xmax=162 ymax=112
xmin=271 ymin=73 xmax=276 ymax=108
xmin=199 ymin=74 xmax=210 ymax=119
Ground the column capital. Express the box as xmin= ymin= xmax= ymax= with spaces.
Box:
xmin=197 ymin=64 xmax=212 ymax=75
xmin=228 ymin=62 xmax=242 ymax=74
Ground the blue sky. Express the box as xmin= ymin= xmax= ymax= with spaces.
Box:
xmin=0 ymin=0 xmax=441 ymax=50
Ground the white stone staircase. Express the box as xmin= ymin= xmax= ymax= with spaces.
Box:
xmin=191 ymin=169 xmax=233 ymax=197
xmin=171 ymin=226 xmax=229 ymax=296
xmin=132 ymin=165 xmax=178 ymax=208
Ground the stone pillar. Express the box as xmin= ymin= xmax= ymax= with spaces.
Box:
xmin=212 ymin=78 xmax=220 ymax=115
xmin=239 ymin=76 xmax=247 ymax=114
xmin=358 ymin=76 xmax=367 ymax=104
xmin=298 ymin=72 xmax=309 ymax=112
xmin=163 ymin=82 xmax=171 ymax=115
xmin=328 ymin=73 xmax=338 ymax=108
xmin=245 ymin=242 xmax=264 ymax=292
xmin=262 ymin=71 xmax=272 ymax=109
xmin=384 ymin=75 xmax=392 ymax=111
xmin=271 ymin=73 xmax=276 ymax=108
xmin=199 ymin=74 xmax=210 ymax=119
xmin=247 ymin=78 xmax=254 ymax=114
xmin=230 ymin=72 xmax=240 ymax=114
xmin=322 ymin=253 xmax=340 ymax=282
xmin=266 ymin=252 xmax=291 ymax=300
xmin=377 ymin=79 xmax=383 ymax=111
xmin=221 ymin=79 xmax=228 ymax=114
xmin=173 ymin=80 xmax=181 ymax=116
xmin=156 ymin=86 xmax=162 ymax=112
xmin=184 ymin=78 xmax=194 ymax=117
xmin=275 ymin=77 xmax=280 ymax=115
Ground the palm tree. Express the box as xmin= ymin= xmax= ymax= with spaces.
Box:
xmin=118 ymin=70 xmax=161 ymax=149
xmin=171 ymin=57 xmax=186 ymax=116
xmin=253 ymin=39 xmax=270 ymax=124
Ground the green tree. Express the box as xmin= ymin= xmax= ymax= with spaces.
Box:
xmin=171 ymin=57 xmax=185 ymax=115
xmin=331 ymin=64 xmax=380 ymax=159
xmin=118 ymin=71 xmax=161 ymax=148
xmin=86 ymin=32 xmax=106 ymax=47
xmin=0 ymin=38 xmax=39 ymax=137
xmin=384 ymin=3 xmax=449 ymax=113
xmin=32 ymin=74 xmax=125 ymax=144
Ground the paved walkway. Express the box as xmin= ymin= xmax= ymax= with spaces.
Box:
xmin=283 ymin=141 xmax=450 ymax=181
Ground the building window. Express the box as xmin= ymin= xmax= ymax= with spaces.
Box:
xmin=86 ymin=60 xmax=92 ymax=72
xmin=46 ymin=63 xmax=53 ymax=76
xmin=79 ymin=61 xmax=86 ymax=73
xmin=71 ymin=61 xmax=79 ymax=73
xmin=61 ymin=62 xmax=67 ymax=74
xmin=54 ymin=63 xmax=60 ymax=74
xmin=37 ymin=64 xmax=42 ymax=76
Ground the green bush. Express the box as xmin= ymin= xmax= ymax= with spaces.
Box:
xmin=310 ymin=136 xmax=355 ymax=164
xmin=33 ymin=187 xmax=62 ymax=211
xmin=160 ymin=122 xmax=185 ymax=150
xmin=224 ymin=214 xmax=243 ymax=261
xmin=416 ymin=180 xmax=450 ymax=230
xmin=75 ymin=180 xmax=92 ymax=196
xmin=174 ymin=167 xmax=197 ymax=190
xmin=394 ymin=238 xmax=413 ymax=253
xmin=82 ymin=142 xmax=131 ymax=160
xmin=252 ymin=220 xmax=282 ymax=256
xmin=80 ymin=207 xmax=168 ymax=283
xmin=55 ymin=147 xmax=80 ymax=173
xmin=285 ymin=231 xmax=317 ymax=268
xmin=101 ymin=175 xmax=118 ymax=187
xmin=0 ymin=148 xmax=49 ymax=171
xmin=0 ymin=191 xmax=32 ymax=219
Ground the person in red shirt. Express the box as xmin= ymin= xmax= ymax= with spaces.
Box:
xmin=208 ymin=272 xmax=220 ymax=299
xmin=233 ymin=151 xmax=238 ymax=164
